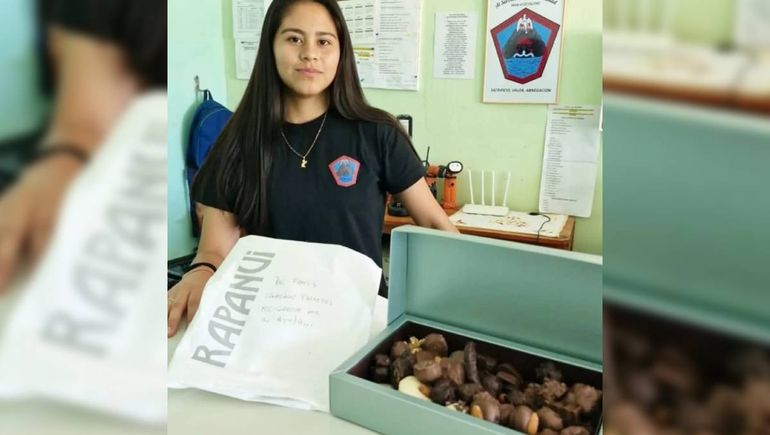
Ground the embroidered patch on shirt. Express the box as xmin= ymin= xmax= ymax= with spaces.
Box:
xmin=328 ymin=155 xmax=360 ymax=187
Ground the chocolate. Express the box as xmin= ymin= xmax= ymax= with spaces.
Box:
xmin=500 ymin=403 xmax=516 ymax=426
xmin=565 ymin=383 xmax=602 ymax=414
xmin=446 ymin=401 xmax=469 ymax=413
xmin=536 ymin=361 xmax=563 ymax=382
xmin=649 ymin=346 xmax=698 ymax=396
xmin=390 ymin=356 xmax=413 ymax=388
xmin=471 ymin=391 xmax=501 ymax=423
xmin=497 ymin=365 xmax=523 ymax=388
xmin=429 ymin=378 xmax=457 ymax=404
xmin=407 ymin=336 xmax=424 ymax=354
xmin=390 ymin=341 xmax=410 ymax=360
xmin=607 ymin=317 xmax=770 ymax=435
xmin=524 ymin=383 xmax=545 ymax=409
xmin=482 ymin=373 xmax=502 ymax=396
xmin=464 ymin=341 xmax=480 ymax=384
xmin=397 ymin=376 xmax=430 ymax=401
xmin=560 ymin=426 xmax=590 ymax=435
xmin=414 ymin=359 xmax=442 ymax=383
xmin=510 ymin=405 xmax=540 ymax=435
xmin=541 ymin=379 xmax=568 ymax=404
xmin=477 ymin=354 xmax=498 ymax=373
xmin=497 ymin=363 xmax=519 ymax=374
xmin=440 ymin=358 xmax=465 ymax=386
xmin=368 ymin=331 xmax=602 ymax=435
xmin=422 ymin=333 xmax=449 ymax=357
xmin=370 ymin=365 xmax=389 ymax=383
xmin=374 ymin=353 xmax=391 ymax=367
xmin=537 ymin=406 xmax=564 ymax=431
xmin=458 ymin=382 xmax=484 ymax=403
xmin=509 ymin=388 xmax=528 ymax=406
xmin=449 ymin=350 xmax=464 ymax=362
xmin=415 ymin=350 xmax=438 ymax=364
xmin=551 ymin=401 xmax=581 ymax=426
xmin=729 ymin=349 xmax=770 ymax=379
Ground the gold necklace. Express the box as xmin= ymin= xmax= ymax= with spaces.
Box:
xmin=280 ymin=112 xmax=328 ymax=168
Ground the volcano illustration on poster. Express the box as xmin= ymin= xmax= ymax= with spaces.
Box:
xmin=484 ymin=1 xmax=565 ymax=104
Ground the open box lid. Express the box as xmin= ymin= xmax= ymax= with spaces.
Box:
xmin=387 ymin=226 xmax=602 ymax=365
xmin=603 ymin=95 xmax=770 ymax=344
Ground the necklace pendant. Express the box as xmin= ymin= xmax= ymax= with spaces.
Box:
xmin=301 ymin=158 xmax=307 ymax=168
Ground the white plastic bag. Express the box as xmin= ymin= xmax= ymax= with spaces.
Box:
xmin=168 ymin=235 xmax=381 ymax=412
xmin=0 ymin=93 xmax=168 ymax=424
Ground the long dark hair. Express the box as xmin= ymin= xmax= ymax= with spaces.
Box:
xmin=192 ymin=0 xmax=413 ymax=236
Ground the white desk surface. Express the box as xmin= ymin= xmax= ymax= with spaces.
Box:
xmin=0 ymin=279 xmax=380 ymax=435
xmin=166 ymin=326 xmax=378 ymax=435
xmin=0 ymin=280 xmax=163 ymax=435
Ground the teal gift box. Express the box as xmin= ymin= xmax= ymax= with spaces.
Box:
xmin=330 ymin=226 xmax=603 ymax=435
xmin=602 ymin=94 xmax=770 ymax=343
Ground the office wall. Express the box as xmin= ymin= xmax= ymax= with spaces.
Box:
xmin=167 ymin=0 xmax=230 ymax=259
xmin=169 ymin=0 xmax=603 ymax=256
xmin=604 ymin=0 xmax=736 ymax=46
xmin=0 ymin=0 xmax=47 ymax=141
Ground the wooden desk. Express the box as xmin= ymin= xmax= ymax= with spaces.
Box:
xmin=603 ymin=74 xmax=770 ymax=115
xmin=383 ymin=208 xmax=576 ymax=251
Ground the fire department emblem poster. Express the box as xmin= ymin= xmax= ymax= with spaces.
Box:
xmin=483 ymin=0 xmax=565 ymax=104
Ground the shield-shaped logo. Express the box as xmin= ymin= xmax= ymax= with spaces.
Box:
xmin=328 ymin=155 xmax=361 ymax=187
xmin=490 ymin=8 xmax=560 ymax=84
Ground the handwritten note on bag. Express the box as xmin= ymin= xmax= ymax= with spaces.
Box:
xmin=262 ymin=276 xmax=332 ymax=328
xmin=169 ymin=235 xmax=382 ymax=411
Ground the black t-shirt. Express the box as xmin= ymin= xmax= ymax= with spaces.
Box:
xmin=39 ymin=0 xmax=166 ymax=90
xmin=195 ymin=109 xmax=425 ymax=291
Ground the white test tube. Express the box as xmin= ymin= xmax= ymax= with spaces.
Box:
xmin=661 ymin=0 xmax=676 ymax=37
xmin=481 ymin=170 xmax=485 ymax=206
xmin=469 ymin=170 xmax=475 ymax=205
xmin=492 ymin=170 xmax=496 ymax=206
xmin=616 ymin=0 xmax=630 ymax=31
xmin=637 ymin=0 xmax=652 ymax=33
xmin=502 ymin=171 xmax=511 ymax=207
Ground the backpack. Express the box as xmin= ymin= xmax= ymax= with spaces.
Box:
xmin=186 ymin=90 xmax=232 ymax=236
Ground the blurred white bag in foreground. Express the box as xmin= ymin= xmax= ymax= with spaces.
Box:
xmin=168 ymin=235 xmax=381 ymax=412
xmin=0 ymin=93 xmax=167 ymax=424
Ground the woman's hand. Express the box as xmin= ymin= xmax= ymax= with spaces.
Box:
xmin=1 ymin=26 xmax=142 ymax=292
xmin=167 ymin=269 xmax=214 ymax=337
xmin=167 ymin=206 xmax=240 ymax=337
xmin=0 ymin=156 xmax=85 ymax=291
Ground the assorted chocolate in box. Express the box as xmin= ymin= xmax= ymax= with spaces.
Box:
xmin=347 ymin=322 xmax=603 ymax=435
xmin=331 ymin=227 xmax=602 ymax=435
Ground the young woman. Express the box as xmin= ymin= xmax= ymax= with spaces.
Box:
xmin=167 ymin=0 xmax=457 ymax=337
